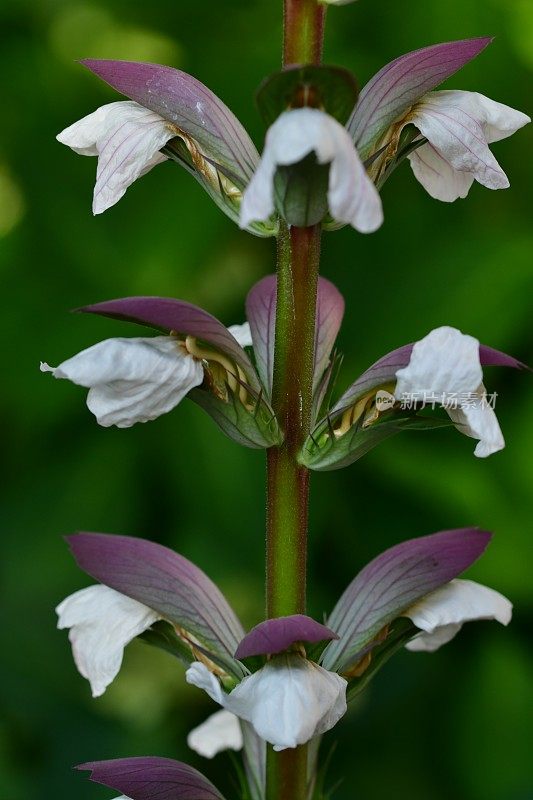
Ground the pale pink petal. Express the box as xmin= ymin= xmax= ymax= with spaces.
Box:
xmin=408 ymin=142 xmax=475 ymax=201
xmin=57 ymin=101 xmax=176 ymax=214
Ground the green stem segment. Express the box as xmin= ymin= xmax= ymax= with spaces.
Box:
xmin=265 ymin=224 xmax=321 ymax=800
xmin=266 ymin=223 xmax=321 ymax=619
xmin=264 ymin=4 xmax=326 ymax=799
xmin=283 ymin=0 xmax=327 ymax=66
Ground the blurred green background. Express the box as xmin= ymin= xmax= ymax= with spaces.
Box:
xmin=0 ymin=0 xmax=531 ymax=798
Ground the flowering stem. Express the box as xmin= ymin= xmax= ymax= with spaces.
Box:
xmin=265 ymin=221 xmax=321 ymax=800
xmin=264 ymin=5 xmax=325 ymax=799
xmin=266 ymin=223 xmax=321 ymax=619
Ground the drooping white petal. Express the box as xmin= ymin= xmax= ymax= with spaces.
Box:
xmin=409 ymin=142 xmax=475 ymax=202
xmin=447 ymin=384 xmax=505 ymax=457
xmin=404 ymin=578 xmax=512 ymax=652
xmin=395 ymin=326 xmax=481 ymax=398
xmin=41 ymin=336 xmax=204 ymax=428
xmin=187 ymin=656 xmax=347 ymax=751
xmin=394 ymin=327 xmax=505 ymax=456
xmin=240 ymin=108 xmax=383 ymax=234
xmin=228 ymin=322 xmax=253 ymax=348
xmin=407 ymin=91 xmax=530 ymax=200
xmin=56 ymin=585 xmax=161 ymax=697
xmin=187 ymin=710 xmax=243 ymax=758
xmin=57 ymin=101 xmax=177 ymax=214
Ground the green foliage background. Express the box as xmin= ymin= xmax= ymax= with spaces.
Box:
xmin=0 ymin=1 xmax=531 ymax=798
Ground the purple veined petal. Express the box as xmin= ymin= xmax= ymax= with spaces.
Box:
xmin=80 ymin=296 xmax=260 ymax=392
xmin=245 ymin=275 xmax=344 ymax=395
xmin=321 ymin=528 xmax=491 ymax=672
xmin=245 ymin=275 xmax=276 ymax=394
xmin=478 ymin=345 xmax=526 ymax=370
xmin=347 ymin=38 xmax=492 ymax=160
xmin=78 ymin=756 xmax=225 ymax=800
xmin=67 ymin=533 xmax=246 ymax=677
xmin=235 ymin=615 xmax=339 ymax=660
xmin=81 ymin=60 xmax=259 ymax=190
xmin=330 ymin=341 xmax=525 ymax=418
xmin=314 ymin=278 xmax=345 ymax=393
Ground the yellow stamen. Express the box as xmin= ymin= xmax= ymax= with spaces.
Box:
xmin=185 ymin=336 xmax=253 ymax=409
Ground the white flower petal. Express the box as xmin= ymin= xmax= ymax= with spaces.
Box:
xmin=394 ymin=328 xmax=505 ymax=455
xmin=187 ymin=710 xmax=243 ymax=758
xmin=56 ymin=585 xmax=161 ymax=697
xmin=395 ymin=326 xmax=482 ymax=397
xmin=42 ymin=336 xmax=204 ymax=428
xmin=404 ymin=578 xmax=512 ymax=652
xmin=434 ymin=91 xmax=531 ymax=145
xmin=240 ymin=108 xmax=383 ymax=234
xmin=186 ymin=661 xmax=227 ymax=705
xmin=408 ymin=91 xmax=529 ymax=198
xmin=228 ymin=322 xmax=253 ymax=348
xmin=186 ymin=656 xmax=347 ymax=751
xmin=408 ymin=143 xmax=475 ymax=202
xmin=57 ymin=101 xmax=176 ymax=214
xmin=447 ymin=384 xmax=505 ymax=457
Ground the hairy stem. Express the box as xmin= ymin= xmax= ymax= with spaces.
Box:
xmin=266 ymin=223 xmax=321 ymax=619
xmin=283 ymin=0 xmax=327 ymax=66
xmin=264 ymin=5 xmax=326 ymax=799
xmin=265 ymin=225 xmax=321 ymax=800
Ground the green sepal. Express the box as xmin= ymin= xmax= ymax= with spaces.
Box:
xmin=139 ymin=622 xmax=243 ymax=685
xmin=189 ymin=387 xmax=283 ymax=449
xmin=256 ymin=64 xmax=358 ymax=127
xmin=300 ymin=414 xmax=453 ymax=471
xmin=309 ymin=741 xmax=341 ymax=800
xmin=138 ymin=620 xmax=195 ymax=666
xmin=346 ymin=618 xmax=418 ymax=701
xmin=375 ymin=126 xmax=428 ymax=190
xmin=273 ymin=151 xmax=330 ymax=227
